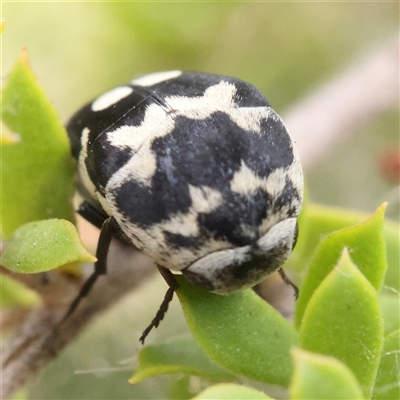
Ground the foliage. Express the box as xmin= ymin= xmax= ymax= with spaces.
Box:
xmin=1 ymin=51 xmax=399 ymax=400
xmin=1 ymin=51 xmax=75 ymax=238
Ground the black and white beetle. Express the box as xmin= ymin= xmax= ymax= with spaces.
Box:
xmin=65 ymin=71 xmax=304 ymax=342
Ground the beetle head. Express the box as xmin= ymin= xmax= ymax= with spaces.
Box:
xmin=181 ymin=218 xmax=298 ymax=294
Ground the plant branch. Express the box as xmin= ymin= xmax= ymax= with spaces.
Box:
xmin=284 ymin=33 xmax=399 ymax=170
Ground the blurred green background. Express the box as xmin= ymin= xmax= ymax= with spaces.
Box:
xmin=2 ymin=2 xmax=399 ymax=399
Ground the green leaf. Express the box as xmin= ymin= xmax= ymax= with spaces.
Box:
xmin=2 ymin=219 xmax=96 ymax=273
xmin=292 ymin=203 xmax=374 ymax=270
xmin=167 ymin=376 xmax=197 ymax=400
xmin=176 ymin=277 xmax=299 ymax=387
xmin=192 ymin=383 xmax=272 ymax=399
xmin=295 ymin=203 xmax=387 ymax=327
xmin=381 ymin=218 xmax=400 ymax=292
xmin=1 ymin=50 xmax=75 ymax=238
xmin=289 ymin=348 xmax=364 ymax=400
xmin=293 ymin=203 xmax=399 ymax=291
xmin=372 ymin=329 xmax=400 ymax=400
xmin=380 ymin=293 xmax=400 ymax=336
xmin=1 ymin=274 xmax=41 ymax=308
xmin=300 ymin=250 xmax=383 ymax=398
xmin=129 ymin=336 xmax=235 ymax=384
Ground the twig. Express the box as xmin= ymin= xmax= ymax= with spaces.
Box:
xmin=284 ymin=33 xmax=399 ymax=170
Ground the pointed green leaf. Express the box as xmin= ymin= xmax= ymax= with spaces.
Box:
xmin=372 ymin=329 xmax=400 ymax=400
xmin=1 ymin=274 xmax=41 ymax=308
xmin=167 ymin=376 xmax=197 ymax=400
xmin=290 ymin=348 xmax=364 ymax=400
xmin=193 ymin=384 xmax=272 ymax=399
xmin=293 ymin=203 xmax=399 ymax=291
xmin=295 ymin=203 xmax=387 ymax=327
xmin=381 ymin=218 xmax=400 ymax=292
xmin=1 ymin=50 xmax=75 ymax=238
xmin=2 ymin=219 xmax=96 ymax=273
xmin=129 ymin=336 xmax=235 ymax=384
xmin=380 ymin=294 xmax=400 ymax=336
xmin=300 ymin=250 xmax=383 ymax=398
xmin=176 ymin=277 xmax=298 ymax=387
xmin=292 ymin=204 xmax=372 ymax=270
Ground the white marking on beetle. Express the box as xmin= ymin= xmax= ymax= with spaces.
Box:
xmin=108 ymin=83 xmax=237 ymax=152
xmin=230 ymin=161 xmax=261 ymax=195
xmin=105 ymin=83 xmax=238 ymax=189
xmin=257 ymin=218 xmax=297 ymax=251
xmin=264 ymin=168 xmax=289 ymax=198
xmin=146 ymin=185 xmax=223 ymax=242
xmin=185 ymin=217 xmax=297 ymax=294
xmin=95 ymin=192 xmax=114 ymax=217
xmin=107 ymin=82 xmax=271 ymax=154
xmin=238 ymin=224 xmax=259 ymax=241
xmin=166 ymin=81 xmax=236 ymax=111
xmin=227 ymin=107 xmax=271 ymax=134
xmin=105 ymin=105 xmax=172 ymax=189
xmin=106 ymin=202 xmax=229 ymax=271
xmin=91 ymin=86 xmax=133 ymax=112
xmin=160 ymin=212 xmax=199 ymax=237
xmin=166 ymin=81 xmax=272 ymax=133
xmin=287 ymin=147 xmax=304 ymax=198
xmin=78 ymin=128 xmax=97 ymax=198
xmin=106 ymin=104 xmax=173 ymax=151
xmin=138 ymin=220 xmax=231 ymax=270
xmin=106 ymin=180 xmax=230 ymax=271
xmin=230 ymin=161 xmax=286 ymax=199
xmin=132 ymin=70 xmax=182 ymax=87
xmin=188 ymin=185 xmax=223 ymax=213
xmin=106 ymin=142 xmax=158 ymax=190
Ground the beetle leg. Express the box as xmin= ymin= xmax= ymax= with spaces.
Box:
xmin=78 ymin=200 xmax=109 ymax=230
xmin=62 ymin=216 xmax=120 ymax=321
xmin=139 ymin=266 xmax=180 ymax=344
xmin=278 ymin=268 xmax=299 ymax=299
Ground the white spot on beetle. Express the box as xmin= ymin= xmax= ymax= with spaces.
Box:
xmin=132 ymin=70 xmax=182 ymax=87
xmin=107 ymin=142 xmax=158 ymax=190
xmin=106 ymin=182 xmax=230 ymax=271
xmin=95 ymin=192 xmax=114 ymax=216
xmin=91 ymin=86 xmax=133 ymax=112
xmin=287 ymin=148 xmax=304 ymax=198
xmin=166 ymin=81 xmax=236 ymax=111
xmin=188 ymin=185 xmax=223 ymax=213
xmin=107 ymin=82 xmax=273 ymax=156
xmin=230 ymin=161 xmax=286 ymax=199
xmin=106 ymin=104 xmax=173 ymax=151
xmin=166 ymin=81 xmax=272 ymax=133
xmin=137 ymin=185 xmax=224 ymax=253
xmin=227 ymin=107 xmax=271 ymax=134
xmin=78 ymin=128 xmax=97 ymax=198
xmin=160 ymin=212 xmax=199 ymax=237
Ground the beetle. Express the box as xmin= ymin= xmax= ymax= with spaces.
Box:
xmin=65 ymin=71 xmax=304 ymax=342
